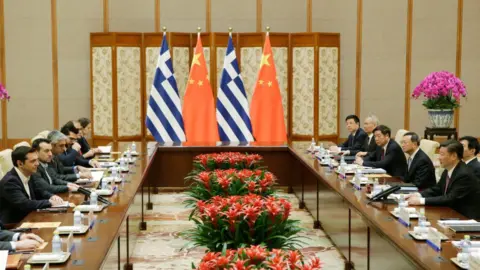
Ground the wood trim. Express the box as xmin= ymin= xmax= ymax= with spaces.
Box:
xmin=313 ymin=33 xmax=319 ymax=141
xmin=112 ymin=34 xmax=118 ymax=141
xmin=256 ymin=0 xmax=262 ymax=32
xmin=206 ymin=0 xmax=211 ymax=32
xmin=155 ymin=0 xmax=160 ymax=32
xmin=140 ymin=33 xmax=146 ymax=140
xmin=0 ymin=0 xmax=7 ymax=148
xmin=404 ymin=0 xmax=413 ymax=130
xmin=51 ymin=0 xmax=59 ymax=129
xmin=454 ymin=0 xmax=463 ymax=129
xmin=6 ymin=139 xmax=31 ymax=150
xmin=306 ymin=0 xmax=312 ymax=32
xmin=354 ymin=0 xmax=363 ymax=117
xmin=90 ymin=35 xmax=94 ymax=144
xmin=103 ymin=0 xmax=109 ymax=32
xmin=287 ymin=33 xmax=293 ymax=141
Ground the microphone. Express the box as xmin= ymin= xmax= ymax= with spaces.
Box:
xmin=77 ymin=187 xmax=112 ymax=205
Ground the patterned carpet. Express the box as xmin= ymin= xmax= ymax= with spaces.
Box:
xmin=129 ymin=192 xmax=346 ymax=269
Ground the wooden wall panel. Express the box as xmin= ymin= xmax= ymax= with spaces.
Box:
xmin=160 ymin=0 xmax=206 ymax=32
xmin=4 ymin=0 xmax=53 ymax=138
xmin=262 ymin=0 xmax=306 ymax=32
xmin=410 ymin=0 xmax=457 ymax=135
xmin=312 ymin=0 xmax=356 ymax=138
xmin=361 ymin=0 xmax=407 ymax=134
xmin=459 ymin=0 xmax=480 ymax=136
xmin=211 ymin=0 xmax=256 ymax=32
xmin=57 ymin=0 xmax=102 ymax=126
xmin=110 ymin=0 xmax=155 ymax=32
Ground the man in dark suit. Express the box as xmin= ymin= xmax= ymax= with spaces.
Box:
xmin=31 ymin=138 xmax=79 ymax=194
xmin=47 ymin=130 xmax=92 ymax=183
xmin=350 ymin=114 xmax=379 ymax=156
xmin=0 ymin=147 xmax=66 ymax=224
xmin=76 ymin=118 xmax=100 ymax=158
xmin=406 ymin=140 xmax=480 ymax=219
xmin=459 ymin=136 xmax=480 ymax=179
xmin=58 ymin=123 xmax=99 ymax=168
xmin=355 ymin=125 xmax=407 ymax=178
xmin=0 ymin=220 xmax=45 ymax=251
xmin=332 ymin=115 xmax=367 ymax=155
xmin=401 ymin=132 xmax=436 ymax=190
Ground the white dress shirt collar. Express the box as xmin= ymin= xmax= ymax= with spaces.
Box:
xmin=383 ymin=139 xmax=390 ymax=152
xmin=465 ymin=157 xmax=477 ymax=164
xmin=409 ymin=148 xmax=420 ymax=161
xmin=14 ymin=167 xmax=31 ymax=199
xmin=447 ymin=163 xmax=458 ymax=178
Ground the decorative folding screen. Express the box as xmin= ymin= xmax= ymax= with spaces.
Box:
xmin=90 ymin=32 xmax=340 ymax=143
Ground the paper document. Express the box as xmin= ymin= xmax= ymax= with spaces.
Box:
xmin=438 ymin=219 xmax=478 ymax=225
xmin=91 ymin=171 xmax=104 ymax=182
xmin=51 ymin=201 xmax=69 ymax=208
xmin=19 ymin=222 xmax=61 ymax=228
xmin=0 ymin=250 xmax=7 ymax=270
xmin=98 ymin=146 xmax=112 ymax=153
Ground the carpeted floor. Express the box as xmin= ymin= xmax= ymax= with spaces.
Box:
xmin=127 ymin=192 xmax=346 ymax=269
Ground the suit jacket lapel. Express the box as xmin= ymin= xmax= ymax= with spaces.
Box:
xmin=11 ymin=169 xmax=30 ymax=198
xmin=446 ymin=163 xmax=462 ymax=191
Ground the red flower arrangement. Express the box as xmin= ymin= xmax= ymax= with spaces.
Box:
xmin=182 ymin=194 xmax=303 ymax=251
xmin=194 ymin=245 xmax=322 ymax=270
xmin=193 ymin=152 xmax=264 ymax=171
xmin=184 ymin=169 xmax=277 ymax=204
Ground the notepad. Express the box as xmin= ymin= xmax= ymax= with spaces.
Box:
xmin=438 ymin=219 xmax=478 ymax=226
xmin=98 ymin=146 xmax=112 ymax=153
xmin=453 ymin=241 xmax=480 ymax=248
xmin=19 ymin=222 xmax=61 ymax=229
xmin=30 ymin=253 xmax=63 ymax=261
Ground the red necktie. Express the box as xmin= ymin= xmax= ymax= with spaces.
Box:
xmin=444 ymin=175 xmax=450 ymax=194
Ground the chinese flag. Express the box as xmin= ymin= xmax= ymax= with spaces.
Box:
xmin=250 ymin=34 xmax=287 ymax=143
xmin=182 ymin=35 xmax=219 ymax=143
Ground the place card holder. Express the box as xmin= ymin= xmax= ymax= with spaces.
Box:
xmin=338 ymin=167 xmax=347 ymax=180
xmin=426 ymin=228 xmax=442 ymax=252
xmin=398 ymin=208 xmax=410 ymax=227
xmin=67 ymin=233 xmax=75 ymax=253
xmin=353 ymin=175 xmax=361 ymax=190
xmin=88 ymin=211 xmax=96 ymax=230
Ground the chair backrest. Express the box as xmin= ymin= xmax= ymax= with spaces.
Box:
xmin=13 ymin=141 xmax=30 ymax=150
xmin=37 ymin=130 xmax=50 ymax=139
xmin=0 ymin=149 xmax=13 ymax=179
xmin=394 ymin=129 xmax=409 ymax=145
xmin=419 ymin=139 xmax=440 ymax=162
xmin=31 ymin=135 xmax=43 ymax=144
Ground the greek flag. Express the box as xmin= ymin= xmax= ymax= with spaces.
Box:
xmin=146 ymin=34 xmax=186 ymax=143
xmin=216 ymin=36 xmax=253 ymax=142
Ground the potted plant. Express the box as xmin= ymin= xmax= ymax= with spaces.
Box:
xmin=412 ymin=71 xmax=466 ymax=128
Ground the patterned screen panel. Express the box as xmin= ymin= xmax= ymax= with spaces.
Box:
xmin=203 ymin=47 xmax=211 ymax=80
xmin=145 ymin=47 xmax=159 ymax=136
xmin=318 ymin=47 xmax=339 ymax=136
xmin=116 ymin=47 xmax=142 ymax=137
xmin=240 ymin=47 xmax=262 ymax=103
xmin=292 ymin=47 xmax=314 ymax=136
xmin=92 ymin=47 xmax=113 ymax=137
xmin=216 ymin=47 xmax=227 ymax=90
xmin=172 ymin=47 xmax=190 ymax=104
xmin=272 ymin=47 xmax=288 ymax=130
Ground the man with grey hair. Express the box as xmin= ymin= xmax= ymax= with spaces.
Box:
xmin=345 ymin=114 xmax=379 ymax=156
xmin=47 ymin=130 xmax=91 ymax=182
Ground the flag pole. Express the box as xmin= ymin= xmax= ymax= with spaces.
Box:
xmin=265 ymin=26 xmax=270 ymax=37
xmin=228 ymin=27 xmax=232 ymax=37
xmin=197 ymin=26 xmax=201 ymax=39
xmin=162 ymin=26 xmax=166 ymax=36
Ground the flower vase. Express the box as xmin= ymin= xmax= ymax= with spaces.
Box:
xmin=427 ymin=109 xmax=454 ymax=128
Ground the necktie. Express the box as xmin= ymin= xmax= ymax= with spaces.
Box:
xmin=407 ymin=157 xmax=412 ymax=171
xmin=444 ymin=174 xmax=451 ymax=194
xmin=381 ymin=149 xmax=385 ymax=160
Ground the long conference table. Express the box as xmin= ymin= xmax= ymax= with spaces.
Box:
xmin=14 ymin=141 xmax=467 ymax=269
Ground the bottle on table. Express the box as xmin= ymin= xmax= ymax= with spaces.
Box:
xmin=340 ymin=155 xmax=347 ymax=167
xmin=52 ymin=231 xmax=62 ymax=253
xmin=90 ymin=191 xmax=98 ymax=205
xmin=131 ymin=141 xmax=137 ymax=153
xmin=74 ymin=210 xmax=82 ymax=226
xmin=398 ymin=194 xmax=406 ymax=209
xmin=458 ymin=235 xmax=472 ymax=265
xmin=111 ymin=166 xmax=118 ymax=180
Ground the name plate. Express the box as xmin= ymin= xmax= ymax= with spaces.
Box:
xmin=354 ymin=175 xmax=361 ymax=190
xmin=338 ymin=166 xmax=347 ymax=180
xmin=426 ymin=228 xmax=442 ymax=252
xmin=67 ymin=232 xmax=75 ymax=252
xmin=398 ymin=207 xmax=410 ymax=227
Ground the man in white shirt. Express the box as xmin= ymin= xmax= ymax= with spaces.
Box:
xmin=406 ymin=140 xmax=480 ymax=219
xmin=459 ymin=136 xmax=480 ymax=179
xmin=352 ymin=114 xmax=379 ymax=157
